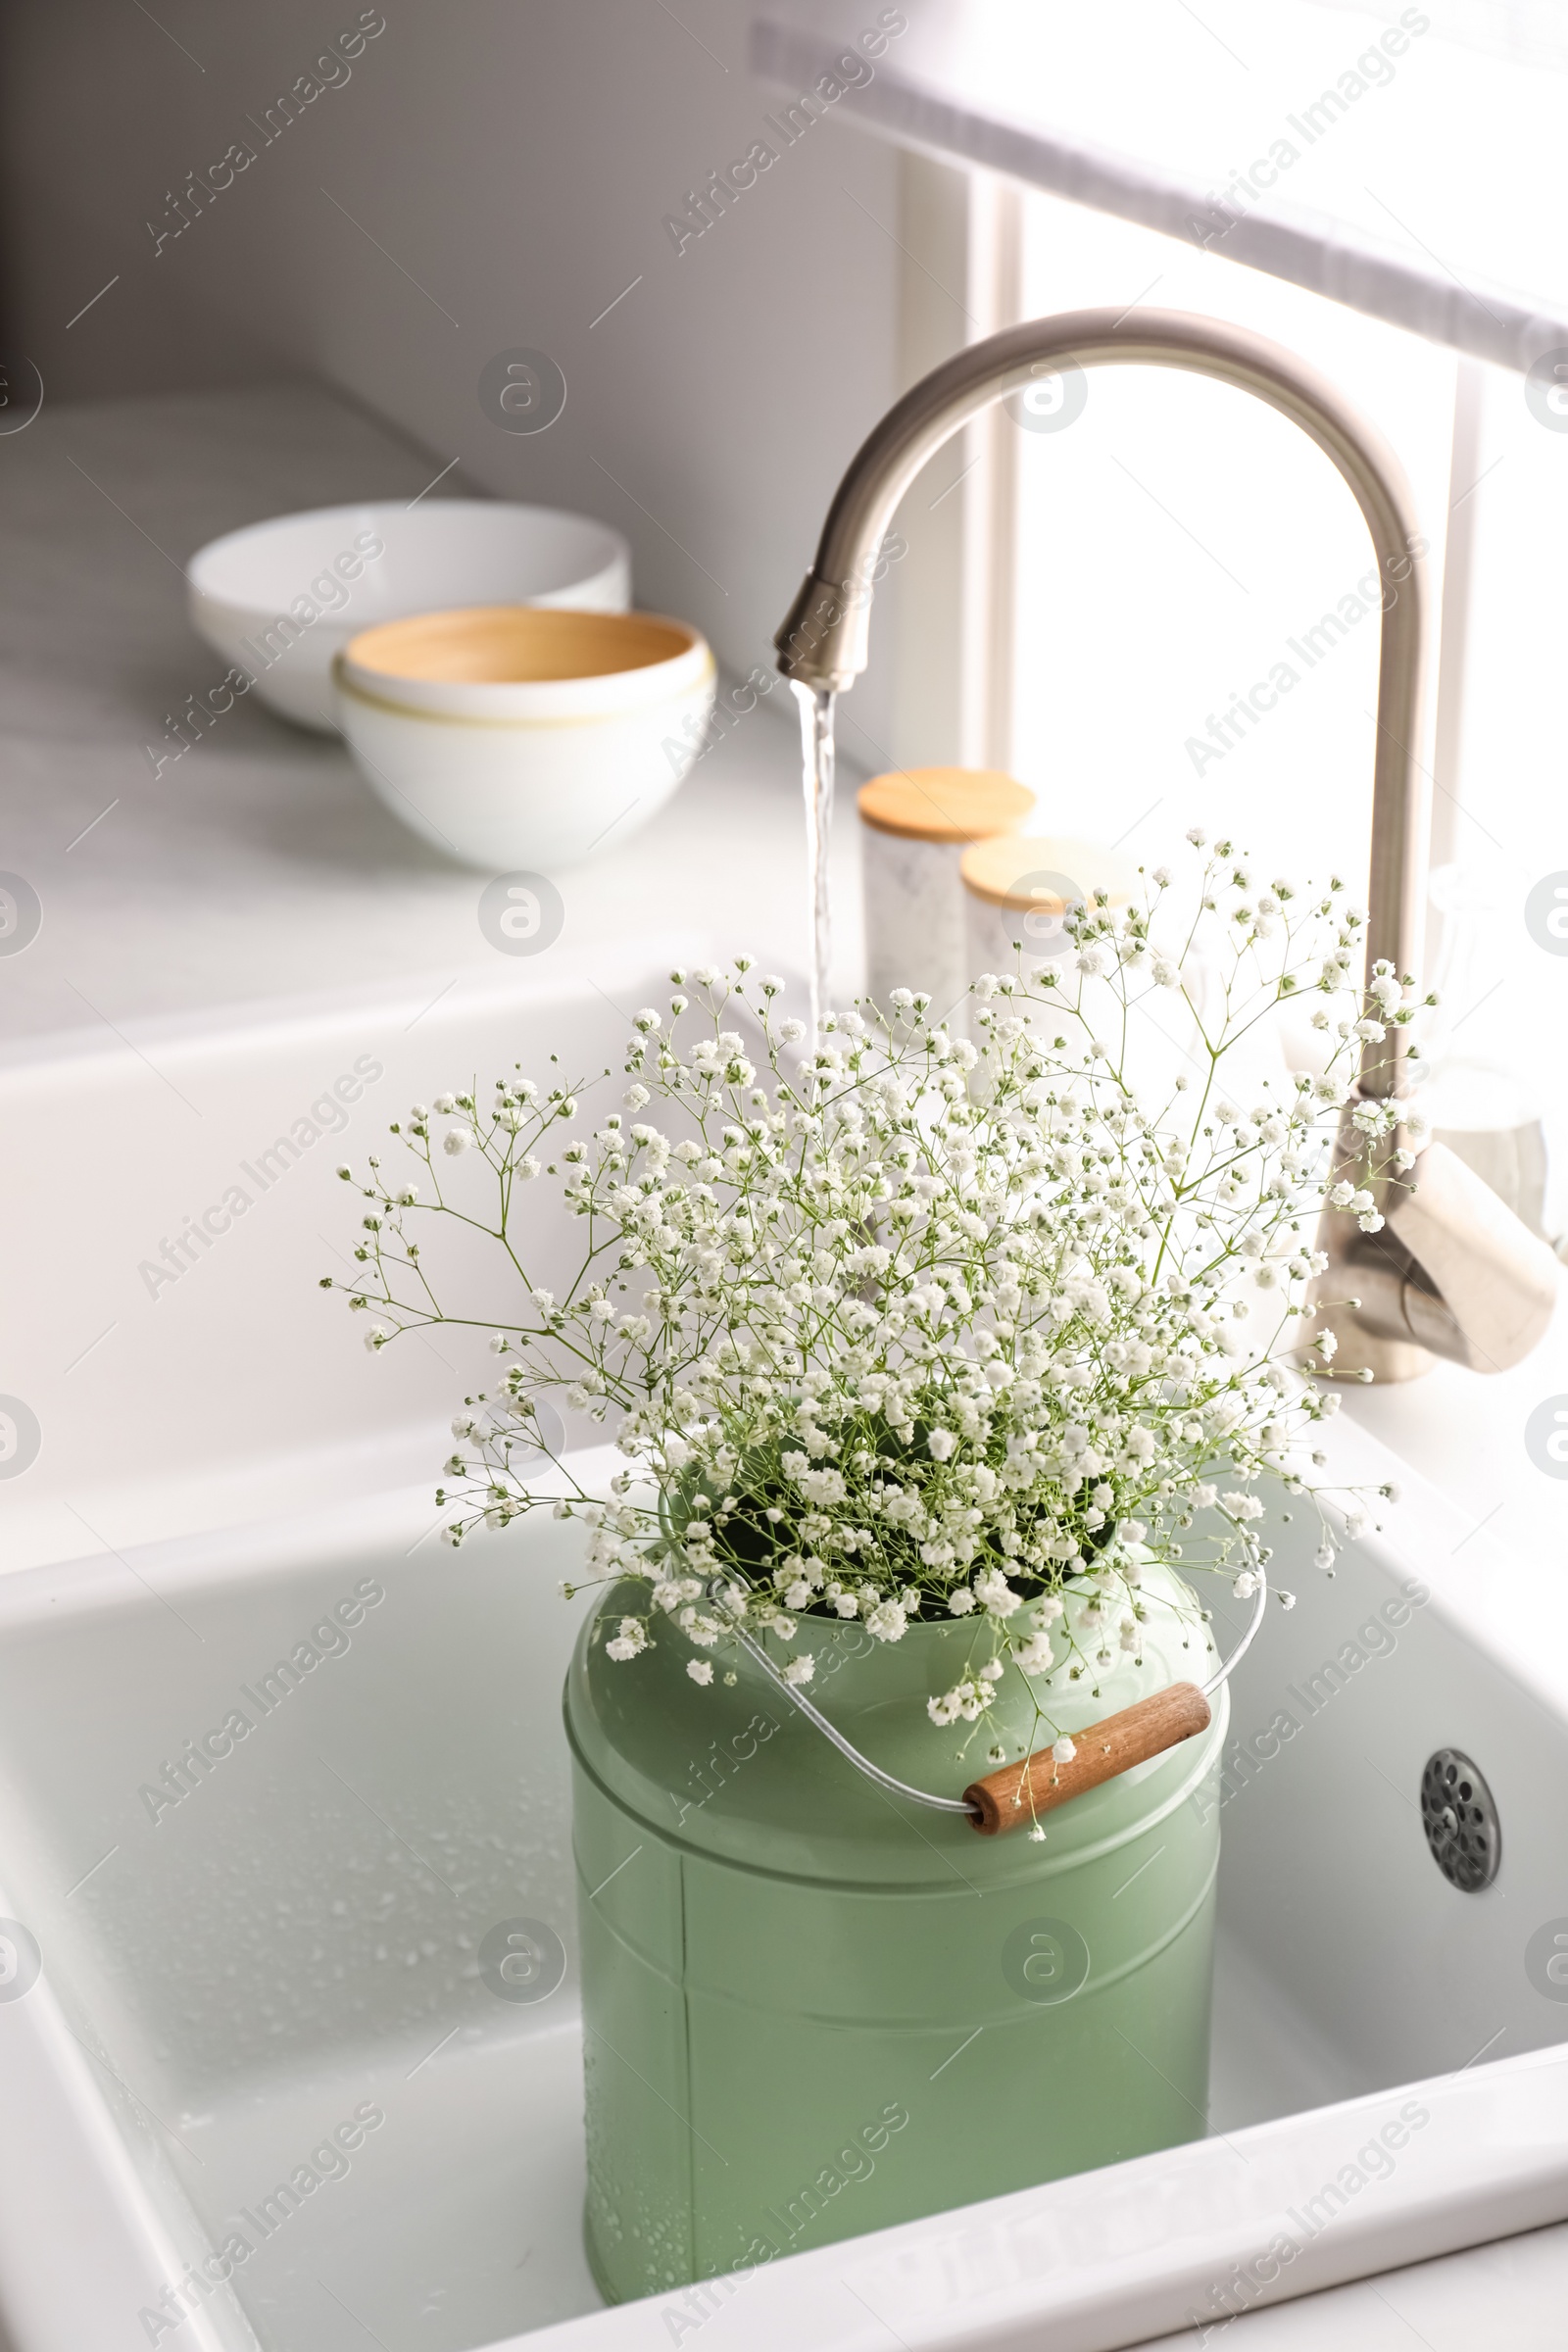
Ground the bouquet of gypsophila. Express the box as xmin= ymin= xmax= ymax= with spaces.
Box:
xmin=324 ymin=835 xmax=1424 ymax=1743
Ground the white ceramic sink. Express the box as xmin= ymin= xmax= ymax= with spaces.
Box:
xmin=1 ymin=972 xmax=1566 ymax=2352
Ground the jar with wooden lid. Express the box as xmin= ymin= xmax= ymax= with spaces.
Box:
xmin=960 ymin=833 xmax=1138 ymax=993
xmin=858 ymin=766 xmax=1033 ymax=1023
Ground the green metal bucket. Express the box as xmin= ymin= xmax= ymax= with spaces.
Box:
xmin=564 ymin=1565 xmax=1226 ymax=2302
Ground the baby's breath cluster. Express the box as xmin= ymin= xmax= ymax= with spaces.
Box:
xmin=324 ymin=838 xmax=1422 ymax=1738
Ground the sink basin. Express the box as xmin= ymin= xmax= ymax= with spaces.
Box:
xmin=1 ymin=969 xmax=1566 ymax=2352
xmin=0 ymin=1483 xmax=597 ymax=2352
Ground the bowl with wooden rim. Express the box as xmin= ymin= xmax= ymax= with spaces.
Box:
xmin=334 ymin=605 xmax=714 ymax=870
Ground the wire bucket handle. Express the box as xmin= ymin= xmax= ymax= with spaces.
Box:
xmin=709 ymin=1572 xmax=1265 ymax=1838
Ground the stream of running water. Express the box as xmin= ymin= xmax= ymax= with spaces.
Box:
xmin=792 ymin=678 xmax=837 ymax=1039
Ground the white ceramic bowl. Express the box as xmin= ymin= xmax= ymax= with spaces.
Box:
xmin=335 ymin=605 xmax=715 ymax=872
xmin=187 ymin=501 xmax=630 ymax=732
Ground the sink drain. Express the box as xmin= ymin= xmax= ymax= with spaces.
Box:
xmin=1420 ymin=1749 xmax=1500 ymax=1891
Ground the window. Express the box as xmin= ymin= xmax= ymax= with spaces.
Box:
xmin=1001 ymin=184 xmax=1568 ymax=1244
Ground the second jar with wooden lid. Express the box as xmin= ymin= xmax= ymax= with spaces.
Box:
xmin=858 ymin=766 xmax=1034 ymax=1022
xmin=960 ymin=834 xmax=1139 ymax=991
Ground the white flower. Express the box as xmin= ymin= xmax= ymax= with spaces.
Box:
xmin=782 ymin=1654 xmax=815 ymax=1686
xmin=434 ymin=1094 xmax=456 ymax=1114
xmin=973 ymin=1569 xmax=1022 ymax=1617
xmin=926 ymin=1428 xmax=956 ymax=1461
xmin=866 ymin=1600 xmax=907 ymax=1642
xmin=364 ymin=1325 xmax=388 ymax=1352
xmin=1233 ymin=1570 xmax=1260 ymax=1598
xmin=947 ymin=1587 xmax=976 ymax=1615
xmin=686 ymin=1658 xmax=714 ymax=1686
xmin=1053 ymin=1736 xmax=1077 ymax=1764
xmin=606 ymin=1618 xmax=648 ymax=1663
xmin=442 ymin=1129 xmax=471 ymax=1156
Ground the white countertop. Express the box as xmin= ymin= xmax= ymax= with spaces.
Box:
xmin=0 ymin=380 xmax=865 ymax=1058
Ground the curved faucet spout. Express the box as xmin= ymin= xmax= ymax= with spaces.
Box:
xmin=775 ymin=308 xmax=1429 ymax=1056
xmin=775 ymin=307 xmax=1561 ymax=1381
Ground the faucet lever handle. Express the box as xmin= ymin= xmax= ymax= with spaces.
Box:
xmin=1311 ymin=1136 xmax=1562 ymax=1377
xmin=1385 ymin=1140 xmax=1561 ymax=1371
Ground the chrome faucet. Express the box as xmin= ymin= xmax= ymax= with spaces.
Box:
xmin=774 ymin=308 xmax=1559 ymax=1381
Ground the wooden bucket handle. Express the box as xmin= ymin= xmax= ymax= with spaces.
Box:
xmin=963 ymin=1681 xmax=1212 ymax=1836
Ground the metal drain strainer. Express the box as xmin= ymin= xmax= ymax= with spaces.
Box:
xmin=1420 ymin=1748 xmax=1500 ymax=1891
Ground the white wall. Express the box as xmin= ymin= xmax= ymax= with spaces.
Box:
xmin=0 ymin=0 xmax=908 ymax=725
